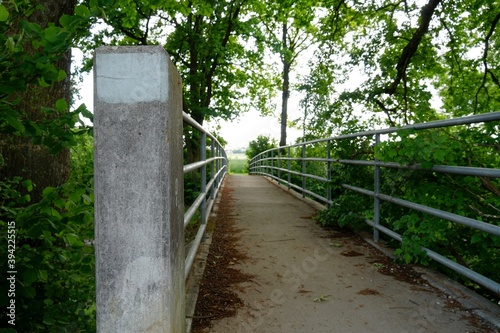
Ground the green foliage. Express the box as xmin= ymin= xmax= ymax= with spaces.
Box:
xmin=0 ymin=1 xmax=94 ymax=151
xmin=315 ymin=123 xmax=500 ymax=294
xmin=375 ymin=126 xmax=500 ymax=283
xmin=246 ymin=135 xmax=278 ymax=161
xmin=0 ymin=2 xmax=96 ymax=330
xmin=85 ymin=0 xmax=276 ymax=123
xmin=315 ymin=132 xmax=375 ymax=230
xmin=299 ymin=0 xmax=500 ymax=138
xmin=229 ymin=159 xmax=248 ymax=174
xmin=0 ymin=133 xmax=95 ymax=332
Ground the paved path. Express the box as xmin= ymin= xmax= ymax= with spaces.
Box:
xmin=204 ymin=175 xmax=495 ymax=333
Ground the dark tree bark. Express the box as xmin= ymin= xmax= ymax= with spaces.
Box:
xmin=182 ymin=1 xmax=242 ymax=164
xmin=280 ymin=22 xmax=291 ymax=147
xmin=0 ymin=0 xmax=76 ymax=202
xmin=384 ymin=0 xmax=442 ymax=95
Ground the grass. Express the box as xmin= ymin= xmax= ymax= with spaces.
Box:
xmin=228 ymin=158 xmax=248 ymax=174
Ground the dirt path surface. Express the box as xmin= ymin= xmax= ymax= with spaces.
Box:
xmin=193 ymin=175 xmax=494 ymax=333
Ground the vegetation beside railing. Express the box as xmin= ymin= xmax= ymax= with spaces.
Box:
xmin=182 ymin=112 xmax=228 ymax=279
xmin=0 ymin=131 xmax=96 ymax=332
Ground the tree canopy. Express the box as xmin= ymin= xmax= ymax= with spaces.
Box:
xmin=299 ymin=0 xmax=500 ymax=138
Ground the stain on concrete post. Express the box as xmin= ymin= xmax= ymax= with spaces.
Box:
xmin=94 ymin=46 xmax=185 ymax=333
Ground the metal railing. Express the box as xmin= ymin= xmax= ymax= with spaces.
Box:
xmin=249 ymin=112 xmax=500 ymax=295
xmin=183 ymin=112 xmax=228 ymax=279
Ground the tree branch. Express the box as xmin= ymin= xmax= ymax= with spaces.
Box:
xmin=205 ymin=1 xmax=243 ymax=107
xmin=475 ymin=11 xmax=500 ymax=112
xmin=384 ymin=0 xmax=441 ymax=95
xmin=373 ymin=98 xmax=397 ymax=126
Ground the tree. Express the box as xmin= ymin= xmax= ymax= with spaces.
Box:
xmin=245 ymin=134 xmax=277 ymax=160
xmin=299 ymin=0 xmax=500 ymax=133
xmin=1 ymin=2 xmax=96 ymax=331
xmin=255 ymin=0 xmax=317 ymax=146
xmin=0 ymin=0 xmax=78 ymax=202
xmin=85 ymin=0 xmax=274 ymax=163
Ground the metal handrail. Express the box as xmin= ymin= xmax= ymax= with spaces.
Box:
xmin=249 ymin=111 xmax=500 ymax=295
xmin=182 ymin=111 xmax=228 ymax=279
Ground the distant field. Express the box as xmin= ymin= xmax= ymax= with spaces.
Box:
xmin=228 ymin=155 xmax=248 ymax=174
xmin=228 ymin=153 xmax=246 ymax=160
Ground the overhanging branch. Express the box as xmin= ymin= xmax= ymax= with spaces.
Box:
xmin=383 ymin=0 xmax=442 ymax=95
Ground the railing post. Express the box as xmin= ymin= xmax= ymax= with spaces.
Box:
xmin=94 ymin=46 xmax=185 ymax=332
xmin=287 ymin=146 xmax=291 ymax=190
xmin=265 ymin=152 xmax=268 ymax=175
xmin=327 ymin=140 xmax=332 ymax=208
xmin=201 ymin=132 xmax=207 ymax=227
xmin=277 ymin=148 xmax=281 ymax=182
xmin=302 ymin=143 xmax=306 ymax=198
xmin=210 ymin=140 xmax=216 ymax=201
xmin=259 ymin=154 xmax=266 ymax=173
xmin=271 ymin=150 xmax=274 ymax=178
xmin=374 ymin=133 xmax=381 ymax=242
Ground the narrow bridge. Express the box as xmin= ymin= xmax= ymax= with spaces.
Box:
xmin=190 ymin=175 xmax=499 ymax=333
xmin=92 ymin=46 xmax=500 ymax=333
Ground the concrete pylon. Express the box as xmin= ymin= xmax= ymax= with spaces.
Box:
xmin=94 ymin=46 xmax=185 ymax=333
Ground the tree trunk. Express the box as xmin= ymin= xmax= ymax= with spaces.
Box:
xmin=280 ymin=22 xmax=291 ymax=147
xmin=0 ymin=0 xmax=76 ymax=203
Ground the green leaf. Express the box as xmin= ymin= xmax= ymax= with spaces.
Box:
xmin=5 ymin=37 xmax=15 ymax=51
xmin=57 ymin=69 xmax=66 ymax=81
xmin=42 ymin=187 xmax=56 ymax=197
xmin=39 ymin=270 xmax=48 ymax=282
xmin=56 ymin=99 xmax=68 ymax=111
xmin=68 ymin=188 xmax=83 ymax=203
xmin=0 ymin=5 xmax=9 ymax=21
xmin=24 ymin=269 xmax=38 ymax=285
xmin=6 ymin=116 xmax=25 ymax=133
xmin=0 ymin=328 xmax=18 ymax=333
xmin=471 ymin=233 xmax=483 ymax=244
xmin=59 ymin=14 xmax=79 ymax=28
xmin=54 ymin=198 xmax=66 ymax=209
xmin=75 ymin=5 xmax=90 ymax=17
xmin=65 ymin=234 xmax=84 ymax=248
xmin=22 ymin=179 xmax=33 ymax=192
xmin=43 ymin=316 xmax=55 ymax=326
xmin=76 ymin=103 xmax=94 ymax=122
xmin=44 ymin=26 xmax=62 ymax=42
xmin=38 ymin=77 xmax=50 ymax=87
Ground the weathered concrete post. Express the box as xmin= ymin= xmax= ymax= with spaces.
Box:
xmin=94 ymin=46 xmax=185 ymax=333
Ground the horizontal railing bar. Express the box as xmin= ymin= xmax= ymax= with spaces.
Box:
xmin=184 ymin=166 xmax=228 ymax=228
xmin=300 ymin=187 xmax=330 ymax=204
xmin=268 ymin=166 xmax=329 ymax=183
xmin=255 ymin=159 xmax=500 ymax=179
xmin=256 ymin=157 xmax=330 ymax=163
xmin=185 ymin=223 xmax=207 ymax=280
xmin=184 ymin=192 xmax=205 ymax=228
xmin=183 ymin=157 xmax=226 ymax=174
xmin=255 ymin=172 xmax=332 ymax=205
xmin=183 ymin=112 xmax=222 ymax=144
xmin=336 ymin=160 xmax=500 ymax=178
xmin=251 ymin=111 xmax=500 ymax=161
xmin=364 ymin=219 xmax=402 ymax=241
xmin=424 ymin=247 xmax=500 ymax=294
xmin=363 ymin=219 xmax=500 ymax=294
xmin=343 ymin=184 xmax=500 ymax=237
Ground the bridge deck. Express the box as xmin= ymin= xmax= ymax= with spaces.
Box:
xmin=201 ymin=175 xmax=493 ymax=333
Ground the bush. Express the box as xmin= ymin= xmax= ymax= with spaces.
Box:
xmin=0 ymin=132 xmax=95 ymax=332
